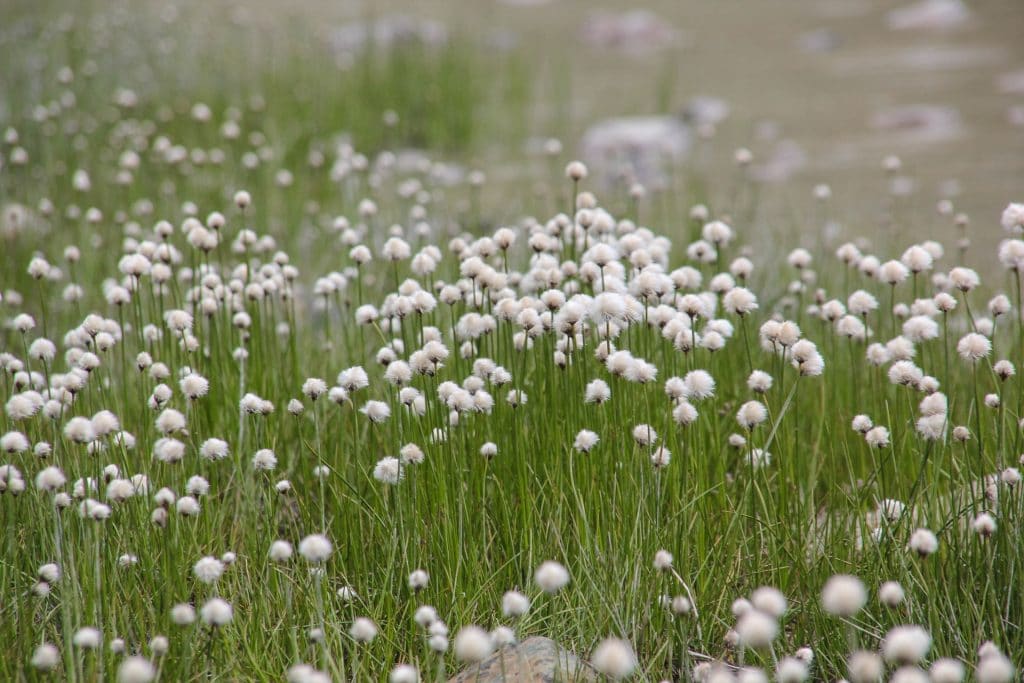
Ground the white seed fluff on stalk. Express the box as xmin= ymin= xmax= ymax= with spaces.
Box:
xmin=269 ymin=540 xmax=293 ymax=562
xmin=373 ymin=456 xmax=403 ymax=484
xmin=929 ymin=659 xmax=965 ymax=683
xmin=736 ymin=610 xmax=778 ymax=649
xmin=573 ymin=429 xmax=599 ymax=453
xmin=414 ymin=605 xmax=438 ymax=628
xmin=118 ymin=656 xmax=156 ymax=683
xmin=31 ymin=643 xmax=60 ymax=670
xmin=750 ymin=586 xmax=787 ymax=616
xmin=976 ymin=653 xmax=1014 ymax=683
xmin=882 ymin=625 xmax=932 ymax=664
xmin=408 ymin=569 xmax=429 ymax=591
xmin=865 ymin=426 xmax=890 ymax=448
xmin=956 ymin=333 xmax=991 ymax=361
xmin=200 ymin=598 xmax=233 ymax=626
xmin=878 ymin=581 xmax=905 ymax=607
xmin=632 ymin=424 xmax=658 ymax=446
xmin=252 ymin=448 xmax=278 ymax=471
xmin=821 ymin=574 xmax=866 ymax=616
xmin=584 ymin=379 xmax=611 ymax=404
xmin=298 ymin=534 xmax=333 ymax=563
xmin=908 ymin=528 xmax=939 ymax=556
xmin=193 ymin=556 xmax=225 ymax=584
xmin=650 ymin=446 xmax=671 ymax=468
xmin=591 ymin=638 xmax=637 ymax=680
xmin=737 ymin=401 xmax=768 ymax=430
xmin=776 ymin=657 xmax=809 ymax=683
xmin=390 ymin=664 xmax=420 ymax=683
xmin=453 ymin=625 xmax=492 ymax=662
xmin=502 ymin=590 xmax=531 ymax=618
xmin=73 ymin=627 xmax=101 ymax=648
xmin=349 ymin=617 xmax=378 ymax=643
xmin=491 ymin=626 xmax=517 ymax=647
xmin=534 ymin=560 xmax=570 ymax=593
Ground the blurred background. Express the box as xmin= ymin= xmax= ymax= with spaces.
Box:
xmin=2 ymin=0 xmax=1024 ymax=257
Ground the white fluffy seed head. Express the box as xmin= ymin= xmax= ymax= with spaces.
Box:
xmin=269 ymin=540 xmax=293 ymax=562
xmin=453 ymin=625 xmax=493 ymax=662
xmin=349 ymin=617 xmax=378 ymax=643
xmin=171 ymin=603 xmax=196 ymax=625
xmin=534 ymin=560 xmax=570 ymax=593
xmin=879 ymin=581 xmax=905 ymax=607
xmin=821 ymin=574 xmax=867 ymax=617
xmin=929 ymin=658 xmax=965 ymax=683
xmin=118 ymin=656 xmax=156 ymax=683
xmin=735 ymin=610 xmax=778 ymax=649
xmin=298 ymin=534 xmax=333 ymax=563
xmin=976 ymin=653 xmax=1014 ymax=683
xmin=653 ymin=549 xmax=673 ymax=572
xmin=32 ymin=643 xmax=61 ymax=670
xmin=200 ymin=598 xmax=233 ymax=626
xmin=408 ymin=569 xmax=429 ymax=590
xmin=750 ymin=586 xmax=787 ymax=617
xmin=390 ymin=664 xmax=420 ymax=683
xmin=882 ymin=625 xmax=932 ymax=664
xmin=591 ymin=638 xmax=637 ymax=680
xmin=502 ymin=590 xmax=531 ymax=618
xmin=908 ymin=528 xmax=938 ymax=557
xmin=847 ymin=651 xmax=884 ymax=683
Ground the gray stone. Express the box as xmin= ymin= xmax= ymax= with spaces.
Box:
xmin=886 ymin=0 xmax=970 ymax=31
xmin=448 ymin=636 xmax=597 ymax=682
xmin=580 ymin=10 xmax=682 ymax=53
xmin=580 ymin=116 xmax=691 ymax=189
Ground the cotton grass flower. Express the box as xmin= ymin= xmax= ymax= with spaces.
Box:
xmin=171 ymin=603 xmax=196 ymax=625
xmin=956 ymin=333 xmax=991 ymax=361
xmin=31 ymin=643 xmax=60 ymax=671
xmin=972 ymin=513 xmax=997 ymax=538
xmin=299 ymin=534 xmax=332 ymax=563
xmin=591 ymin=638 xmax=636 ymax=680
xmin=736 ymin=610 xmax=778 ymax=649
xmin=821 ymin=574 xmax=866 ymax=616
xmin=776 ymin=657 xmax=808 ymax=683
xmin=390 ymin=664 xmax=419 ymax=683
xmin=349 ymin=617 xmax=378 ymax=643
xmin=585 ymin=379 xmax=611 ymax=404
xmin=879 ymin=581 xmax=905 ymax=607
xmin=118 ymin=656 xmax=156 ymax=683
xmin=865 ymin=426 xmax=890 ymax=448
xmin=73 ymin=627 xmax=101 ymax=648
xmin=908 ymin=528 xmax=938 ymax=556
xmin=882 ymin=625 xmax=931 ymax=664
xmin=453 ymin=625 xmax=492 ymax=662
xmin=976 ymin=653 xmax=1015 ymax=683
xmin=269 ymin=540 xmax=294 ymax=562
xmin=650 ymin=446 xmax=671 ymax=468
xmin=200 ymin=598 xmax=233 ymax=626
xmin=408 ymin=569 xmax=429 ymax=591
xmin=414 ymin=605 xmax=438 ymax=628
xmin=252 ymin=449 xmax=277 ymax=471
xmin=502 ymin=590 xmax=530 ymax=618
xmin=360 ymin=400 xmax=391 ymax=423
xmin=373 ymin=456 xmax=403 ymax=484
xmin=193 ymin=556 xmax=225 ymax=584
xmin=574 ymin=429 xmax=599 ymax=453
xmin=632 ymin=424 xmax=657 ymax=446
xmin=534 ymin=560 xmax=570 ymax=593
xmin=737 ymin=401 xmax=768 ymax=430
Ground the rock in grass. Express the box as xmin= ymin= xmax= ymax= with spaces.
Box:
xmin=448 ymin=636 xmax=597 ymax=682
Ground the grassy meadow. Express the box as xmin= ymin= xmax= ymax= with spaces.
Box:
xmin=1 ymin=2 xmax=1023 ymax=682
